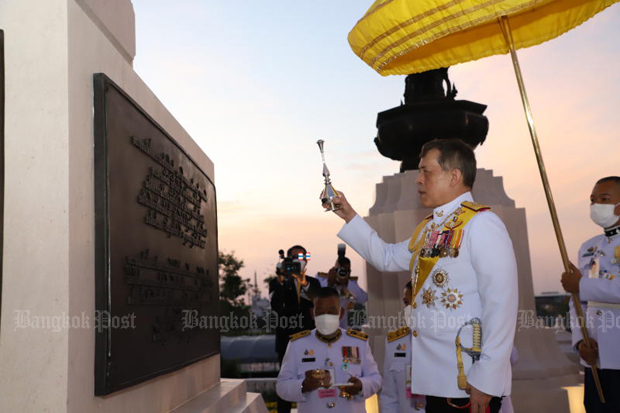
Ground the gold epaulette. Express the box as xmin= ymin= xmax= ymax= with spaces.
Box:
xmin=346 ymin=329 xmax=368 ymax=341
xmin=289 ymin=330 xmax=311 ymax=341
xmin=387 ymin=327 xmax=410 ymax=342
xmin=461 ymin=201 xmax=490 ymax=212
xmin=425 ymin=213 xmax=433 ymax=220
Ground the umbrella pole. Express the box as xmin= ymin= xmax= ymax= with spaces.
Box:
xmin=498 ymin=15 xmax=606 ymax=403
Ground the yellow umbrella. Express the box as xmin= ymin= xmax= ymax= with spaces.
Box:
xmin=349 ymin=0 xmax=617 ymax=75
xmin=349 ymin=0 xmax=619 ymax=403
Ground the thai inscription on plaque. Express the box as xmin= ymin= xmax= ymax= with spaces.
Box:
xmin=94 ymin=74 xmax=218 ymax=395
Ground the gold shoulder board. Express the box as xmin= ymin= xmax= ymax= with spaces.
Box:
xmin=316 ymin=272 xmax=329 ymax=278
xmin=387 ymin=327 xmax=410 ymax=342
xmin=461 ymin=201 xmax=491 ymax=212
xmin=346 ymin=329 xmax=368 ymax=341
xmin=289 ymin=330 xmax=311 ymax=341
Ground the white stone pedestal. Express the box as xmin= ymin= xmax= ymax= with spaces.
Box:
xmin=364 ymin=168 xmax=579 ymax=412
xmin=0 ymin=1 xmax=266 ymax=412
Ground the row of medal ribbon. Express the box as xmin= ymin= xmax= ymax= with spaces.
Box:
xmin=419 ymin=228 xmax=464 ymax=258
xmin=341 ymin=346 xmax=360 ymax=365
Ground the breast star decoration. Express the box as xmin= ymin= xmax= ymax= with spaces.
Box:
xmin=422 ymin=287 xmax=438 ymax=308
xmin=431 ymin=268 xmax=450 ymax=288
xmin=441 ymin=288 xmax=463 ymax=310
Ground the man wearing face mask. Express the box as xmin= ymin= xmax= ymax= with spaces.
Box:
xmin=270 ymin=245 xmax=321 ymax=413
xmin=325 ymin=139 xmax=518 ymax=413
xmin=381 ymin=281 xmax=426 ymax=413
xmin=276 ymin=287 xmax=382 ymax=412
xmin=561 ymin=176 xmax=620 ymax=413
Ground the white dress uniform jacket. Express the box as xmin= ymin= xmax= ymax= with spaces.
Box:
xmin=381 ymin=327 xmax=426 ymax=413
xmin=318 ymin=277 xmax=369 ymax=329
xmin=338 ymin=192 xmax=518 ymax=398
xmin=570 ymin=226 xmax=620 ymax=369
xmin=276 ymin=328 xmax=382 ymax=413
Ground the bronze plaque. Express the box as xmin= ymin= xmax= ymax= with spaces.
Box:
xmin=94 ymin=74 xmax=219 ymax=395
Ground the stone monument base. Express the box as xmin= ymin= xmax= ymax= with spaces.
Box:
xmin=171 ymin=380 xmax=268 ymax=413
xmin=0 ymin=1 xmax=267 ymax=412
xmin=512 ymin=374 xmax=583 ymax=413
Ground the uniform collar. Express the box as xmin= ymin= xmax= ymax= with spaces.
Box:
xmin=315 ymin=328 xmax=342 ymax=344
xmin=604 ymin=224 xmax=620 ymax=238
xmin=431 ymin=192 xmax=473 ymax=224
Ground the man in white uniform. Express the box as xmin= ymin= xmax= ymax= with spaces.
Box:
xmin=562 ymin=176 xmax=620 ymax=413
xmin=326 ymin=139 xmax=518 ymax=413
xmin=276 ymin=287 xmax=382 ymax=412
xmin=381 ymin=281 xmax=426 ymax=413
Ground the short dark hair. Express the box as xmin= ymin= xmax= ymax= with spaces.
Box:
xmin=315 ymin=287 xmax=340 ymax=300
xmin=596 ymin=176 xmax=620 ymax=187
xmin=287 ymin=245 xmax=307 ymax=257
xmin=405 ymin=281 xmax=412 ymax=290
xmin=420 ymin=139 xmax=477 ymax=188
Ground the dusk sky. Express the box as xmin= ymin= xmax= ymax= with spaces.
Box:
xmin=131 ymin=1 xmax=620 ymax=297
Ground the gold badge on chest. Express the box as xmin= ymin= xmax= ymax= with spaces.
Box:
xmin=422 ymin=287 xmax=438 ymax=308
xmin=432 ymin=268 xmax=450 ymax=288
xmin=441 ymin=288 xmax=463 ymax=310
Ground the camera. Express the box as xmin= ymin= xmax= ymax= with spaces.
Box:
xmin=336 ymin=243 xmax=350 ymax=279
xmin=337 ymin=267 xmax=350 ymax=278
xmin=277 ymin=249 xmax=302 ymax=278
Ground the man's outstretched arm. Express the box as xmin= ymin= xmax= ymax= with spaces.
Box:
xmin=329 ymin=193 xmax=412 ymax=273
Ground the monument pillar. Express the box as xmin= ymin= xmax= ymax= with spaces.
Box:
xmin=364 ymin=168 xmax=581 ymax=412
xmin=0 ymin=1 xmax=266 ymax=412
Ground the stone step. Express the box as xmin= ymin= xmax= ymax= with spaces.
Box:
xmin=226 ymin=392 xmax=269 ymax=413
xmin=170 ymin=379 xmax=268 ymax=413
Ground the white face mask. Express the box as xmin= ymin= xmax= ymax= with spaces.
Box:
xmin=314 ymin=314 xmax=340 ymax=335
xmin=590 ymin=203 xmax=620 ymax=228
xmin=403 ymin=305 xmax=413 ymax=328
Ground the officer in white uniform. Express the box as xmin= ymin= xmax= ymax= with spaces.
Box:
xmin=562 ymin=176 xmax=620 ymax=413
xmin=381 ymin=281 xmax=426 ymax=413
xmin=277 ymin=287 xmax=382 ymax=412
xmin=326 ymin=139 xmax=518 ymax=413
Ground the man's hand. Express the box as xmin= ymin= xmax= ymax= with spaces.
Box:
xmin=346 ymin=376 xmax=363 ymax=396
xmin=292 ymin=270 xmax=308 ymax=288
xmin=466 ymin=383 xmax=492 ymax=413
xmin=301 ymin=377 xmax=321 ymax=393
xmin=578 ymin=339 xmax=599 ymax=365
xmin=327 ymin=267 xmax=338 ymax=287
xmin=321 ymin=192 xmax=357 ymax=223
xmin=561 ymin=261 xmax=582 ymax=293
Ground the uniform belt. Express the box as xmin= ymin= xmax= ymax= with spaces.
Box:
xmin=588 ymin=301 xmax=620 ymax=310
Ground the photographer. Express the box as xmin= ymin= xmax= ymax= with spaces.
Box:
xmin=319 ymin=255 xmax=368 ymax=329
xmin=269 ymin=245 xmax=320 ymax=413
